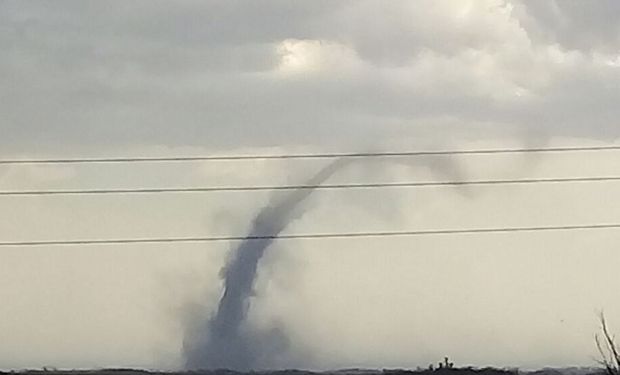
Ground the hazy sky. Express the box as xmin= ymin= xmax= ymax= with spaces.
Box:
xmin=1 ymin=0 xmax=620 ymax=370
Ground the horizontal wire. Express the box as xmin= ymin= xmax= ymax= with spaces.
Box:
xmin=2 ymin=176 xmax=620 ymax=196
xmin=2 ymin=145 xmax=620 ymax=164
xmin=2 ymin=223 xmax=620 ymax=247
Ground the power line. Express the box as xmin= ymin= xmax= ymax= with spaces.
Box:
xmin=2 ymin=176 xmax=620 ymax=196
xmin=1 ymin=223 xmax=620 ymax=247
xmin=2 ymin=145 xmax=620 ymax=165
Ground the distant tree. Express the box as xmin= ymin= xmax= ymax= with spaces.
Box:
xmin=445 ymin=357 xmax=454 ymax=369
xmin=595 ymin=313 xmax=620 ymax=375
xmin=433 ymin=357 xmax=454 ymax=371
xmin=439 ymin=357 xmax=454 ymax=369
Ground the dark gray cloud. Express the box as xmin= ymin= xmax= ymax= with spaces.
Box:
xmin=1 ymin=0 xmax=619 ymax=154
xmin=183 ymin=160 xmax=347 ymax=370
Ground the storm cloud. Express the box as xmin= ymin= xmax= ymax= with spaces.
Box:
xmin=1 ymin=1 xmax=620 ymax=154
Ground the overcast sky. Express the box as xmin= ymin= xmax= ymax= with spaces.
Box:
xmin=1 ymin=0 xmax=620 ymax=371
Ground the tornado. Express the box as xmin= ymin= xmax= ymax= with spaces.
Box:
xmin=184 ymin=159 xmax=347 ymax=370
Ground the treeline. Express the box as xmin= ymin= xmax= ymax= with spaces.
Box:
xmin=0 ymin=368 xmax=604 ymax=375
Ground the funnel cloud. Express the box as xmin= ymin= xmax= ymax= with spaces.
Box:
xmin=184 ymin=160 xmax=347 ymax=370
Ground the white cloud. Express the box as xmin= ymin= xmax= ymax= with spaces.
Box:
xmin=276 ymin=39 xmax=362 ymax=75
